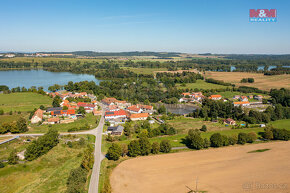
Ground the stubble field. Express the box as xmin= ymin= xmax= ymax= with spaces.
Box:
xmin=111 ymin=141 xmax=290 ymax=193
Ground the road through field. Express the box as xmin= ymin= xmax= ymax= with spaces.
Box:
xmin=111 ymin=141 xmax=290 ymax=193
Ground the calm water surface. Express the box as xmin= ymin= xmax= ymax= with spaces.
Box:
xmin=0 ymin=70 xmax=100 ymax=91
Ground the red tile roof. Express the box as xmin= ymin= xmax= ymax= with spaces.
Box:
xmin=77 ymin=102 xmax=95 ymax=108
xmin=127 ymin=105 xmax=141 ymax=112
xmin=130 ymin=113 xmax=149 ymax=119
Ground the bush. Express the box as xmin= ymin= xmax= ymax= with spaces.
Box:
xmin=66 ymin=167 xmax=87 ymax=193
xmin=186 ymin=130 xmax=204 ymax=150
xmin=107 ymin=143 xmax=122 ymax=161
xmin=210 ymin=133 xmax=223 ymax=147
xmin=151 ymin=142 xmax=160 ymax=154
xmin=0 ymin=162 xmax=4 ymax=168
xmin=238 ymin=133 xmax=248 ymax=145
xmin=0 ymin=109 xmax=4 ymax=115
xmin=200 ymin=125 xmax=207 ymax=132
xmin=203 ymin=138 xmax=210 ymax=148
xmin=128 ymin=140 xmax=141 ymax=157
xmin=67 ymin=141 xmax=73 ymax=148
xmin=139 ymin=136 xmax=151 ymax=156
xmin=160 ymin=139 xmax=171 ymax=153
xmin=8 ymin=149 xmax=18 ymax=165
xmin=272 ymin=129 xmax=290 ymax=141
xmin=228 ymin=135 xmax=238 ymax=145
xmin=262 ymin=128 xmax=273 ymax=140
xmin=25 ymin=128 xmax=59 ymax=161
xmin=247 ymin=132 xmax=257 ymax=143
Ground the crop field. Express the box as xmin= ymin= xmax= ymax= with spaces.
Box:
xmin=121 ymin=67 xmax=168 ymax=75
xmin=111 ymin=141 xmax=290 ymax=193
xmin=176 ymin=80 xmax=230 ymax=90
xmin=205 ymin=71 xmax=290 ymax=91
xmin=0 ymin=135 xmax=93 ymax=193
xmin=0 ymin=92 xmax=52 ymax=112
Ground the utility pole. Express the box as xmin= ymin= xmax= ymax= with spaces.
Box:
xmin=195 ymin=177 xmax=198 ymax=193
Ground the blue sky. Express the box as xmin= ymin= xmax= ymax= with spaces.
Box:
xmin=0 ymin=0 xmax=289 ymax=54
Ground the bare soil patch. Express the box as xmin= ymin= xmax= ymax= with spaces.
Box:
xmin=111 ymin=141 xmax=290 ymax=193
xmin=205 ymin=71 xmax=290 ymax=90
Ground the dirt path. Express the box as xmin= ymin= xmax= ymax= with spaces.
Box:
xmin=111 ymin=141 xmax=290 ymax=193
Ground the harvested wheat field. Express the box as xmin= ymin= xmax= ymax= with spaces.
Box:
xmin=111 ymin=141 xmax=290 ymax=193
xmin=205 ymin=71 xmax=290 ymax=91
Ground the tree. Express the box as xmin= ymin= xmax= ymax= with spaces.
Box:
xmin=78 ymin=106 xmax=86 ymax=115
xmin=166 ymin=127 xmax=177 ymax=135
xmin=128 ymin=140 xmax=141 ymax=157
xmin=107 ymin=143 xmax=122 ymax=161
xmin=0 ymin=109 xmax=4 ymax=115
xmin=228 ymin=135 xmax=238 ymax=145
xmin=0 ymin=162 xmax=4 ymax=168
xmin=121 ymin=144 xmax=128 ymax=157
xmin=247 ymin=132 xmax=257 ymax=143
xmin=81 ymin=145 xmax=94 ymax=170
xmin=8 ymin=149 xmax=18 ymax=165
xmin=203 ymin=138 xmax=210 ymax=148
xmin=158 ymin=105 xmax=166 ymax=114
xmin=25 ymin=129 xmax=59 ymax=161
xmin=272 ymin=129 xmax=290 ymax=141
xmin=160 ymin=139 xmax=171 ymax=153
xmin=210 ymin=133 xmax=223 ymax=147
xmin=262 ymin=127 xmax=273 ymax=140
xmin=186 ymin=129 xmax=204 ymax=150
xmin=238 ymin=133 xmax=248 ymax=145
xmin=151 ymin=142 xmax=160 ymax=154
xmin=200 ymin=125 xmax=207 ymax=132
xmin=52 ymin=96 xmax=61 ymax=107
xmin=39 ymin=105 xmax=46 ymax=110
xmin=66 ymin=167 xmax=87 ymax=193
xmin=16 ymin=117 xmax=28 ymax=133
xmin=139 ymin=136 xmax=151 ymax=156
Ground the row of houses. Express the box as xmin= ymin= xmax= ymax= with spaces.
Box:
xmin=48 ymin=91 xmax=88 ymax=99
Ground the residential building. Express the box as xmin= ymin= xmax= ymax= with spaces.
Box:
xmin=93 ymin=109 xmax=102 ymax=116
xmin=240 ymin=96 xmax=248 ymax=102
xmin=233 ymin=101 xmax=250 ymax=107
xmin=77 ymin=102 xmax=95 ymax=110
xmin=47 ymin=117 xmax=60 ymax=124
xmin=254 ymin=95 xmax=263 ymax=100
xmin=104 ymin=110 xmax=129 ymax=120
xmin=107 ymin=125 xmax=124 ymax=135
xmin=130 ymin=113 xmax=149 ymax=121
xmin=31 ymin=109 xmax=43 ymax=124
xmin=47 ymin=107 xmax=62 ymax=112
xmin=127 ymin=105 xmax=142 ymax=114
xmin=209 ymin=95 xmax=222 ymax=100
xmin=224 ymin=118 xmax=236 ymax=125
xmin=101 ymin=97 xmax=117 ymax=106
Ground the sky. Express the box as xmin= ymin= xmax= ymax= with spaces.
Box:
xmin=0 ymin=0 xmax=290 ymax=54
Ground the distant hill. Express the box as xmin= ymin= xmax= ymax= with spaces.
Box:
xmin=36 ymin=51 xmax=182 ymax=58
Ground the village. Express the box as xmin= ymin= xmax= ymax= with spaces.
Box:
xmin=28 ymin=89 xmax=269 ymax=138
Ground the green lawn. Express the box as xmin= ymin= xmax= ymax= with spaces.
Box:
xmin=0 ymin=114 xmax=28 ymax=124
xmin=0 ymin=135 xmax=93 ymax=193
xmin=0 ymin=92 xmax=52 ymax=112
xmin=270 ymin=119 xmax=290 ymax=129
xmin=28 ymin=114 xmax=99 ymax=133
xmin=167 ymin=117 xmax=229 ymax=133
xmin=121 ymin=67 xmax=168 ymax=75
xmin=176 ymin=80 xmax=230 ymax=90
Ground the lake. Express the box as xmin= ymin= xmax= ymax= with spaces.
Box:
xmin=0 ymin=70 xmax=100 ymax=91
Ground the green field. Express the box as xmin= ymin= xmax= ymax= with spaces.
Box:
xmin=0 ymin=114 xmax=27 ymax=124
xmin=176 ymin=80 xmax=230 ymax=90
xmin=28 ymin=114 xmax=99 ymax=133
xmin=167 ymin=117 xmax=229 ymax=133
xmin=121 ymin=67 xmax=168 ymax=75
xmin=0 ymin=135 xmax=93 ymax=193
xmin=0 ymin=93 xmax=52 ymax=112
xmin=271 ymin=119 xmax=290 ymax=129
